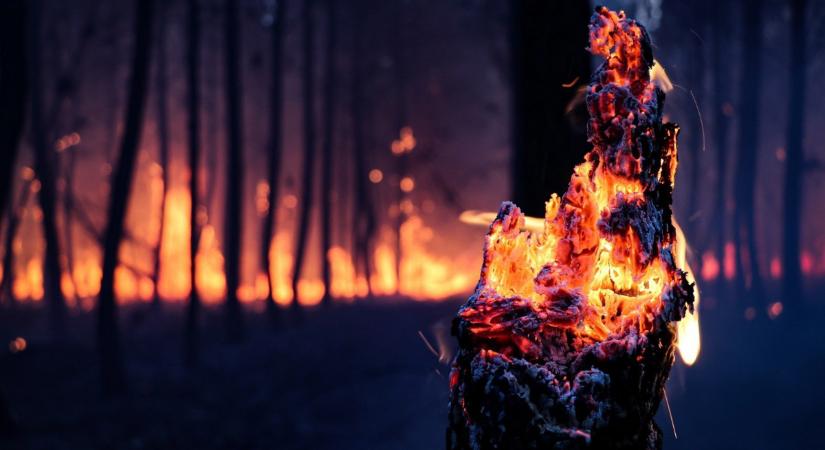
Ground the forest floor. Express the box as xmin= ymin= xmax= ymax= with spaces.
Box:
xmin=0 ymin=287 xmax=823 ymax=450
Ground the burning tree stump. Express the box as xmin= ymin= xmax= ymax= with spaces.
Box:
xmin=447 ymin=7 xmax=695 ymax=450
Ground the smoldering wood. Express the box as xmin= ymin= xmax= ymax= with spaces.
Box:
xmin=447 ymin=8 xmax=694 ymax=450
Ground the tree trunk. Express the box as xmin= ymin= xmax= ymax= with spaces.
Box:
xmin=262 ymin=0 xmax=286 ymax=321
xmin=291 ymin=0 xmax=316 ymax=312
xmin=733 ymin=0 xmax=764 ymax=301
xmin=0 ymin=0 xmax=27 ymax=309
xmin=782 ymin=0 xmax=806 ymax=303
xmin=185 ymin=0 xmax=202 ymax=367
xmin=29 ymin=0 xmax=67 ymax=336
xmin=320 ymin=0 xmax=337 ymax=306
xmin=392 ymin=0 xmax=408 ymax=295
xmin=350 ymin=0 xmax=374 ymax=299
xmin=509 ymin=0 xmax=591 ymax=217
xmin=152 ymin=0 xmax=171 ymax=310
xmin=0 ymin=0 xmax=27 ymax=223
xmin=711 ymin=0 xmax=731 ymax=285
xmin=223 ymin=0 xmax=244 ymax=339
xmin=98 ymin=0 xmax=154 ymax=395
xmin=0 ymin=180 xmax=33 ymax=306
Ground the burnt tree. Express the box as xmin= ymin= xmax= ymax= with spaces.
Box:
xmin=320 ymin=0 xmax=337 ymax=306
xmin=185 ymin=0 xmax=202 ymax=366
xmin=0 ymin=180 xmax=34 ymax=306
xmin=733 ymin=0 xmax=765 ymax=301
xmin=98 ymin=0 xmax=154 ymax=395
xmin=29 ymin=0 xmax=67 ymax=336
xmin=509 ymin=0 xmax=591 ymax=217
xmin=350 ymin=0 xmax=375 ymax=299
xmin=262 ymin=0 xmax=286 ymax=320
xmin=291 ymin=0 xmax=317 ymax=311
xmin=223 ymin=0 xmax=244 ymax=339
xmin=0 ymin=0 xmax=27 ymax=221
xmin=152 ymin=0 xmax=171 ymax=309
xmin=711 ymin=0 xmax=732 ymax=284
xmin=782 ymin=0 xmax=807 ymax=303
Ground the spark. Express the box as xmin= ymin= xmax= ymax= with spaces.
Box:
xmin=417 ymin=330 xmax=440 ymax=360
xmin=663 ymin=387 xmax=678 ymax=439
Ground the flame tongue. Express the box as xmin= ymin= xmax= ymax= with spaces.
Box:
xmin=448 ymin=9 xmax=697 ymax=448
xmin=462 ymin=6 xmax=695 ymax=361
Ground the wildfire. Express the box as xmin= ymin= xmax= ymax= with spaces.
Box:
xmin=459 ymin=7 xmax=698 ymax=363
xmin=4 ymin=182 xmax=475 ymax=307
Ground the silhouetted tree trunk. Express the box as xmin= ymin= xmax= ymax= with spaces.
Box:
xmin=98 ymin=0 xmax=154 ymax=395
xmin=350 ymin=0 xmax=375 ymax=299
xmin=262 ymin=0 xmax=286 ymax=320
xmin=62 ymin=146 xmax=78 ymax=305
xmin=509 ymin=0 xmax=590 ymax=217
xmin=392 ymin=0 xmax=408 ymax=294
xmin=0 ymin=180 xmax=33 ymax=306
xmin=0 ymin=0 xmax=27 ymax=311
xmin=291 ymin=0 xmax=316 ymax=311
xmin=223 ymin=0 xmax=244 ymax=338
xmin=185 ymin=0 xmax=202 ymax=366
xmin=711 ymin=0 xmax=731 ymax=284
xmin=152 ymin=0 xmax=171 ymax=310
xmin=0 ymin=0 xmax=27 ymax=221
xmin=783 ymin=0 xmax=806 ymax=302
xmin=320 ymin=0 xmax=337 ymax=306
xmin=29 ymin=0 xmax=66 ymax=336
xmin=733 ymin=0 xmax=764 ymax=301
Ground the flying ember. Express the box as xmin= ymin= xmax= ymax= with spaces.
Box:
xmin=448 ymin=7 xmax=696 ymax=449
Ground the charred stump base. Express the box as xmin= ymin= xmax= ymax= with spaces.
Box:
xmin=447 ymin=7 xmax=694 ymax=450
xmin=446 ymin=300 xmax=679 ymax=450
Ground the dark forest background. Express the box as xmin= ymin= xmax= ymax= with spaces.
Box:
xmin=1 ymin=0 xmax=824 ymax=448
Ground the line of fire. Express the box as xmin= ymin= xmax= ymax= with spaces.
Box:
xmin=0 ymin=0 xmax=822 ymax=449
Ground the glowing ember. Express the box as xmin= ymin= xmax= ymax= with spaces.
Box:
xmin=449 ymin=8 xmax=696 ymax=448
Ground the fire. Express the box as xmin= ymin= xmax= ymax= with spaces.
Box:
xmin=460 ymin=7 xmax=698 ymax=365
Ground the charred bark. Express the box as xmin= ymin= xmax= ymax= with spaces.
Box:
xmin=185 ymin=0 xmax=202 ymax=367
xmin=320 ymin=0 xmax=337 ymax=306
xmin=782 ymin=0 xmax=806 ymax=303
xmin=29 ymin=0 xmax=67 ymax=336
xmin=291 ymin=0 xmax=317 ymax=312
xmin=448 ymin=9 xmax=694 ymax=449
xmin=152 ymin=0 xmax=171 ymax=310
xmin=509 ymin=0 xmax=591 ymax=217
xmin=98 ymin=0 xmax=154 ymax=395
xmin=733 ymin=0 xmax=764 ymax=301
xmin=0 ymin=0 xmax=27 ymax=221
xmin=262 ymin=0 xmax=287 ymax=321
xmin=223 ymin=0 xmax=244 ymax=339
